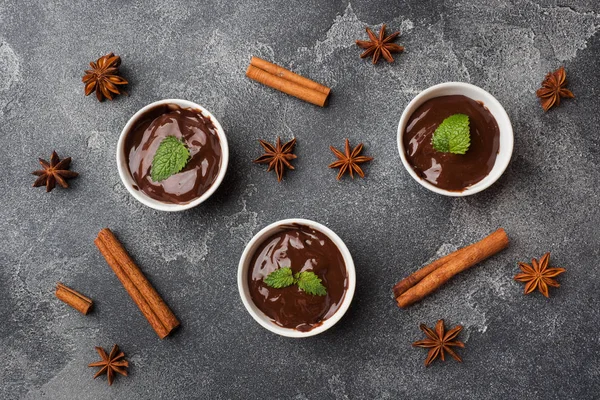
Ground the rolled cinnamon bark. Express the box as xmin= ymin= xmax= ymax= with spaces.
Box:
xmin=250 ymin=56 xmax=331 ymax=95
xmin=55 ymin=283 xmax=93 ymax=315
xmin=395 ymin=228 xmax=509 ymax=308
xmin=95 ymin=228 xmax=180 ymax=339
xmin=246 ymin=62 xmax=330 ymax=107
xmin=392 ymin=250 xmax=461 ymax=298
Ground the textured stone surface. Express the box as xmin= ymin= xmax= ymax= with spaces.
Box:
xmin=1 ymin=0 xmax=599 ymax=398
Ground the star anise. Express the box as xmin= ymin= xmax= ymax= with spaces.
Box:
xmin=82 ymin=53 xmax=128 ymax=102
xmin=514 ymin=252 xmax=566 ymax=298
xmin=88 ymin=344 xmax=129 ymax=386
xmin=32 ymin=151 xmax=78 ymax=192
xmin=329 ymin=138 xmax=373 ymax=180
xmin=356 ymin=24 xmax=404 ymax=64
xmin=536 ymin=66 xmax=574 ymax=112
xmin=254 ymin=137 xmax=297 ymax=182
xmin=413 ymin=320 xmax=465 ymax=367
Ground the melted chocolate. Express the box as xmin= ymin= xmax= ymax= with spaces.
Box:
xmin=403 ymin=95 xmax=500 ymax=191
xmin=124 ymin=104 xmax=222 ymax=204
xmin=248 ymin=225 xmax=348 ymax=332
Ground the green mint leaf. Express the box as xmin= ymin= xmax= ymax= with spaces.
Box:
xmin=431 ymin=114 xmax=471 ymax=154
xmin=264 ymin=267 xmax=295 ymax=289
xmin=264 ymin=268 xmax=327 ymax=296
xmin=296 ymin=271 xmax=327 ymax=296
xmin=150 ymin=136 xmax=191 ymax=182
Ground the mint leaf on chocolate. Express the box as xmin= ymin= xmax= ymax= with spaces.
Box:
xmin=295 ymin=271 xmax=327 ymax=296
xmin=431 ymin=114 xmax=470 ymax=155
xmin=264 ymin=267 xmax=295 ymax=289
xmin=151 ymin=136 xmax=190 ymax=182
xmin=264 ymin=268 xmax=327 ymax=296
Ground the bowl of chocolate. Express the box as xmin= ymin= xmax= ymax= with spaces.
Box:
xmin=117 ymin=99 xmax=228 ymax=211
xmin=238 ymin=219 xmax=356 ymax=338
xmin=397 ymin=82 xmax=513 ymax=196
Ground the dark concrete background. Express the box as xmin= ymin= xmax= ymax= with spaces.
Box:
xmin=1 ymin=0 xmax=599 ymax=398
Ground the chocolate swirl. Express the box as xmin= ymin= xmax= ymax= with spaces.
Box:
xmin=124 ymin=104 xmax=222 ymax=204
xmin=248 ymin=225 xmax=348 ymax=332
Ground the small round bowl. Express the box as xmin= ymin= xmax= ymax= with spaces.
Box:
xmin=397 ymin=82 xmax=513 ymax=196
xmin=116 ymin=99 xmax=229 ymax=211
xmin=238 ymin=218 xmax=356 ymax=338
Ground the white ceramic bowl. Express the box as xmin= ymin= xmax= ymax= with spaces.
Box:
xmin=397 ymin=82 xmax=513 ymax=196
xmin=117 ymin=99 xmax=229 ymax=211
xmin=238 ymin=219 xmax=356 ymax=338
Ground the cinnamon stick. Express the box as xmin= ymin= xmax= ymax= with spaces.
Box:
xmin=246 ymin=57 xmax=330 ymax=107
xmin=392 ymin=250 xmax=460 ymax=298
xmin=250 ymin=56 xmax=331 ymax=95
xmin=394 ymin=228 xmax=509 ymax=308
xmin=55 ymin=283 xmax=93 ymax=315
xmin=94 ymin=228 xmax=179 ymax=339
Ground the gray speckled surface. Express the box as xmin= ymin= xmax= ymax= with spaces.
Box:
xmin=1 ymin=0 xmax=599 ymax=398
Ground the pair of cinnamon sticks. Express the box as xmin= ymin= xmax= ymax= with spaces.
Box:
xmin=393 ymin=228 xmax=509 ymax=308
xmin=56 ymin=229 xmax=180 ymax=339
xmin=246 ymin=56 xmax=331 ymax=107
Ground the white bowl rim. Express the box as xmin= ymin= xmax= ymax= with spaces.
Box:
xmin=237 ymin=218 xmax=356 ymax=338
xmin=116 ymin=99 xmax=229 ymax=212
xmin=396 ymin=82 xmax=514 ymax=197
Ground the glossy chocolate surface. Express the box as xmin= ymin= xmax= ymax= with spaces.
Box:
xmin=124 ymin=104 xmax=222 ymax=204
xmin=403 ymin=95 xmax=500 ymax=191
xmin=248 ymin=225 xmax=348 ymax=332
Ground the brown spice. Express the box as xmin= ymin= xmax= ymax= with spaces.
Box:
xmin=254 ymin=137 xmax=297 ymax=182
xmin=88 ymin=344 xmax=129 ymax=385
xmin=82 ymin=53 xmax=128 ymax=102
xmin=393 ymin=229 xmax=509 ymax=308
xmin=356 ymin=24 xmax=404 ymax=64
xmin=328 ymin=138 xmax=373 ymax=180
xmin=413 ymin=320 xmax=465 ymax=367
xmin=32 ymin=151 xmax=78 ymax=192
xmin=536 ymin=66 xmax=574 ymax=111
xmin=514 ymin=252 xmax=565 ymax=297
xmin=246 ymin=57 xmax=330 ymax=107
xmin=94 ymin=228 xmax=180 ymax=339
xmin=55 ymin=283 xmax=93 ymax=315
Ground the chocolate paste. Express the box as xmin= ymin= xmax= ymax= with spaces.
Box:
xmin=124 ymin=104 xmax=222 ymax=204
xmin=248 ymin=225 xmax=348 ymax=332
xmin=403 ymin=95 xmax=500 ymax=191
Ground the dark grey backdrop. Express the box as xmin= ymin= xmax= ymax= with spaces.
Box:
xmin=1 ymin=0 xmax=599 ymax=398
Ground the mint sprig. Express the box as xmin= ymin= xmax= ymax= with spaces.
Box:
xmin=263 ymin=267 xmax=327 ymax=296
xmin=431 ymin=114 xmax=471 ymax=154
xmin=150 ymin=136 xmax=191 ymax=182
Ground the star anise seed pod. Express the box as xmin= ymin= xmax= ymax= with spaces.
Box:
xmin=514 ymin=252 xmax=566 ymax=298
xmin=82 ymin=53 xmax=128 ymax=102
xmin=329 ymin=138 xmax=373 ymax=180
xmin=536 ymin=66 xmax=574 ymax=112
xmin=88 ymin=344 xmax=129 ymax=386
xmin=32 ymin=151 xmax=79 ymax=192
xmin=254 ymin=137 xmax=297 ymax=182
xmin=356 ymin=24 xmax=404 ymax=64
xmin=413 ymin=320 xmax=465 ymax=367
